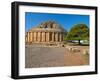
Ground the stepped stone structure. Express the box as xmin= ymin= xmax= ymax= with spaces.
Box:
xmin=25 ymin=21 xmax=67 ymax=45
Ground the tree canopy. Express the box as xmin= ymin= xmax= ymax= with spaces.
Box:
xmin=66 ymin=24 xmax=89 ymax=44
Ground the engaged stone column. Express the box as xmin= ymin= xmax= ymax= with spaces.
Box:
xmin=55 ymin=32 xmax=58 ymax=42
xmin=36 ymin=32 xmax=38 ymax=42
xmin=47 ymin=32 xmax=50 ymax=42
xmin=41 ymin=32 xmax=43 ymax=42
xmin=44 ymin=32 xmax=46 ymax=42
xmin=30 ymin=32 xmax=32 ymax=42
xmin=46 ymin=32 xmax=48 ymax=42
xmin=27 ymin=32 xmax=30 ymax=43
xmin=40 ymin=32 xmax=42 ymax=42
xmin=59 ymin=33 xmax=62 ymax=42
xmin=42 ymin=32 xmax=45 ymax=42
xmin=38 ymin=32 xmax=41 ymax=42
xmin=52 ymin=32 xmax=54 ymax=42
xmin=58 ymin=33 xmax=59 ymax=42
xmin=32 ymin=32 xmax=34 ymax=42
xmin=34 ymin=32 xmax=37 ymax=42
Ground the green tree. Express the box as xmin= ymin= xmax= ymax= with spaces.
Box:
xmin=67 ymin=24 xmax=89 ymax=45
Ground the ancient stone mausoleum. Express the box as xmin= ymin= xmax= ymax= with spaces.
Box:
xmin=25 ymin=21 xmax=67 ymax=45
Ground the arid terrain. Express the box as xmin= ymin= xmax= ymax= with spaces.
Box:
xmin=25 ymin=45 xmax=89 ymax=68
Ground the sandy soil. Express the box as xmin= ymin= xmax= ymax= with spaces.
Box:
xmin=25 ymin=45 xmax=89 ymax=68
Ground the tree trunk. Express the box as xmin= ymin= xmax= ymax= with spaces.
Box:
xmin=78 ymin=40 xmax=81 ymax=45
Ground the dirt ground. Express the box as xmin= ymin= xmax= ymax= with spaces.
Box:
xmin=25 ymin=45 xmax=89 ymax=68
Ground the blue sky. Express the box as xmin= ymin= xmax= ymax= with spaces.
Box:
xmin=25 ymin=12 xmax=89 ymax=32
